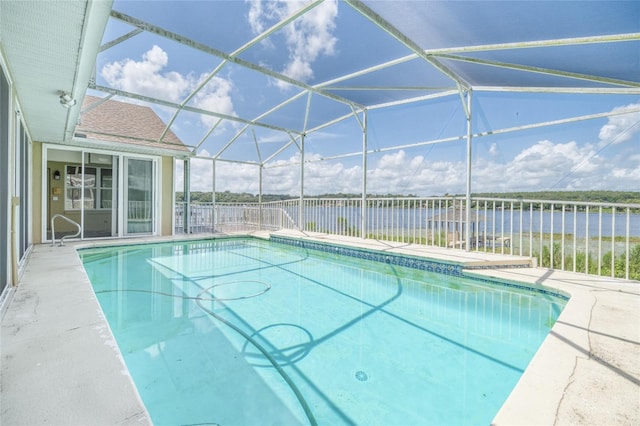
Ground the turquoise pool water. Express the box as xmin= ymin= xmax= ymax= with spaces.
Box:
xmin=79 ymin=238 xmax=567 ymax=425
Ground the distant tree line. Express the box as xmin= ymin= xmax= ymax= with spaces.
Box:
xmin=471 ymin=190 xmax=640 ymax=205
xmin=175 ymin=191 xmax=289 ymax=203
xmin=176 ymin=190 xmax=639 ymax=205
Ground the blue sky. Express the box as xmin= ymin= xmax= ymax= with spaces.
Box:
xmin=93 ymin=0 xmax=640 ymax=196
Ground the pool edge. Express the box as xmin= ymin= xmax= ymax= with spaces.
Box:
xmin=2 ymin=233 xmax=638 ymax=425
xmin=0 ymin=243 xmax=152 ymax=425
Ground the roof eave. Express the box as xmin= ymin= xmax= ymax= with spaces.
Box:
xmin=63 ymin=0 xmax=114 ymax=142
xmin=65 ymin=136 xmax=193 ymax=159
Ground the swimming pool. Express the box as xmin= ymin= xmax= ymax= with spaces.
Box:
xmin=79 ymin=237 xmax=567 ymax=425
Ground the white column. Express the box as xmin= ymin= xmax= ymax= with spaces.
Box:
xmin=211 ymin=159 xmax=216 ymax=233
xmin=299 ymin=134 xmax=305 ymax=230
xmin=259 ymin=164 xmax=263 ymax=230
xmin=465 ymin=90 xmax=473 ymax=251
xmin=183 ymin=158 xmax=190 ymax=234
xmin=361 ymin=110 xmax=368 ymax=239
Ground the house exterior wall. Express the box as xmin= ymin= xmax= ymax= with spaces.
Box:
xmin=32 ymin=142 xmax=42 ymax=244
xmin=1 ymin=55 xmax=32 ymax=302
xmin=0 ymin=60 xmax=11 ymax=296
xmin=161 ymin=155 xmax=174 ymax=236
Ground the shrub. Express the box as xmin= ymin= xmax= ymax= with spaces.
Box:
xmin=629 ymin=244 xmax=640 ymax=280
xmin=540 ymin=243 xmax=563 ymax=268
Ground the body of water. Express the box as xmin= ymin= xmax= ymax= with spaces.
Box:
xmin=287 ymin=206 xmax=640 ymax=238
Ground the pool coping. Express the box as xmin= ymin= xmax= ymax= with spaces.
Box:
xmin=270 ymin=234 xmax=569 ymax=301
xmin=1 ymin=232 xmax=638 ymax=425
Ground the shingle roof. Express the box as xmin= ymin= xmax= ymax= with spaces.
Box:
xmin=75 ymin=95 xmax=189 ymax=152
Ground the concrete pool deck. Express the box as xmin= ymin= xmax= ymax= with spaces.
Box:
xmin=1 ymin=231 xmax=638 ymax=425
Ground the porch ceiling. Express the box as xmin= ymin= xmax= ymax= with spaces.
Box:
xmin=0 ymin=0 xmax=112 ymax=143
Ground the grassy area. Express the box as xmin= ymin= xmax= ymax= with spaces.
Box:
xmin=308 ymin=216 xmax=640 ymax=280
xmin=364 ymin=230 xmax=640 ymax=280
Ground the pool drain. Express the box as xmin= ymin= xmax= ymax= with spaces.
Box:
xmin=355 ymin=370 xmax=368 ymax=382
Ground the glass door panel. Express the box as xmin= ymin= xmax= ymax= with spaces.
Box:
xmin=125 ymin=158 xmax=154 ymax=234
xmin=77 ymin=153 xmax=119 ymax=238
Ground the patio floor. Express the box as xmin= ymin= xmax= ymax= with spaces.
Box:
xmin=1 ymin=231 xmax=638 ymax=425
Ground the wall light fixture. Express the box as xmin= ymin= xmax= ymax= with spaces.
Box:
xmin=59 ymin=92 xmax=77 ymax=108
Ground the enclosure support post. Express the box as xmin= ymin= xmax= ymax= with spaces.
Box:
xmin=361 ymin=109 xmax=368 ymax=239
xmin=259 ymin=164 xmax=263 ymax=230
xmin=299 ymin=134 xmax=305 ymax=230
xmin=80 ymin=150 xmax=85 ymax=240
xmin=183 ymin=158 xmax=190 ymax=234
xmin=211 ymin=159 xmax=216 ymax=233
xmin=465 ymin=90 xmax=473 ymax=251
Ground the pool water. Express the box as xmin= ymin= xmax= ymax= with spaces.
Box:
xmin=80 ymin=238 xmax=566 ymax=425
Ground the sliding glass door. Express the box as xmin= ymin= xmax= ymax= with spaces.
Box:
xmin=44 ymin=147 xmax=160 ymax=241
xmin=47 ymin=149 xmax=118 ymax=239
xmin=125 ymin=158 xmax=154 ymax=235
xmin=1 ymin=66 xmax=9 ymax=293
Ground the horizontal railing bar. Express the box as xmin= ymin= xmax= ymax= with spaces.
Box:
xmin=473 ymin=197 xmax=640 ymax=209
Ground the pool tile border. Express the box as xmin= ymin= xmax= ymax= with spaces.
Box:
xmin=463 ymin=272 xmax=569 ymax=300
xmin=271 ymin=235 xmax=463 ymax=275
xmin=270 ymin=235 xmax=569 ymax=301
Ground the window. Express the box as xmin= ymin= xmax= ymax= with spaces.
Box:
xmin=99 ymin=168 xmax=113 ymax=208
xmin=65 ymin=165 xmax=112 ymax=210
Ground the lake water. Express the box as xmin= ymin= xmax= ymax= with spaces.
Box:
xmin=289 ymin=207 xmax=640 ymax=239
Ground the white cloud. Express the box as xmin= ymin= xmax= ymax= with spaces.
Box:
xmin=469 ymin=140 xmax=603 ymax=191
xmin=177 ymin=138 xmax=638 ymax=195
xmin=102 ymin=45 xmax=190 ymax=102
xmin=192 ymin=75 xmax=236 ymax=127
xmin=367 ymin=151 xmax=465 ymax=195
xmin=598 ymin=102 xmax=640 ymax=146
xmin=247 ymin=0 xmax=266 ymax=34
xmin=611 ymin=166 xmax=640 ymax=181
xmin=101 ymin=46 xmax=236 ymax=129
xmin=304 ymin=155 xmax=362 ymax=194
xmin=263 ymin=153 xmax=361 ymax=194
xmin=246 ymin=0 xmax=338 ymax=88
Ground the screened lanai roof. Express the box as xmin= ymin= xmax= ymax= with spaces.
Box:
xmin=83 ymin=0 xmax=640 ymax=166
xmin=1 ymin=0 xmax=639 ymax=170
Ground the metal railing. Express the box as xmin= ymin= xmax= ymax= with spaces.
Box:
xmin=51 ymin=214 xmax=81 ymax=246
xmin=128 ymin=200 xmax=152 ymax=221
xmin=175 ymin=196 xmax=640 ymax=281
xmin=175 ymin=202 xmax=297 ymax=234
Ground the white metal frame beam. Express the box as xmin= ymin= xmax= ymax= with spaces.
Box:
xmin=427 ymin=32 xmax=640 ymax=55
xmin=99 ymin=28 xmax=143 ymax=52
xmin=345 ymin=0 xmax=471 ymax=92
xmin=475 ymin=86 xmax=640 ymax=94
xmin=435 ymin=53 xmax=640 ymax=88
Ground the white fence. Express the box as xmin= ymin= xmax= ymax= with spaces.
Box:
xmin=175 ymin=202 xmax=296 ymax=234
xmin=175 ymin=197 xmax=640 ymax=281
